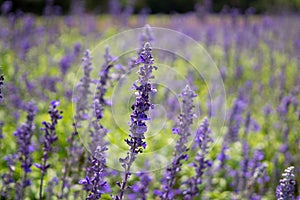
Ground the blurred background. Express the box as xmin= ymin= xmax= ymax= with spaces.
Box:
xmin=1 ymin=0 xmax=300 ymax=15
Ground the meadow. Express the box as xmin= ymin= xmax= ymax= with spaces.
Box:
xmin=0 ymin=11 xmax=299 ymax=200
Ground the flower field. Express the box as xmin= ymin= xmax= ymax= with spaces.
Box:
xmin=0 ymin=9 xmax=300 ymax=200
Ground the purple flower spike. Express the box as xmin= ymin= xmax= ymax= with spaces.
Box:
xmin=159 ymin=85 xmax=197 ymax=200
xmin=59 ymin=54 xmax=73 ymax=76
xmin=78 ymin=47 xmax=115 ymax=200
xmin=117 ymin=42 xmax=157 ymax=200
xmin=226 ymin=97 xmax=247 ymax=143
xmin=276 ymin=166 xmax=296 ymax=200
xmin=1 ymin=154 xmax=17 ymax=198
xmin=14 ymin=101 xmax=37 ymax=199
xmin=94 ymin=46 xmax=116 ymax=109
xmin=183 ymin=117 xmax=213 ymax=199
xmin=0 ymin=74 xmax=4 ymax=101
xmin=36 ymin=100 xmax=63 ymax=200
xmin=128 ymin=172 xmax=152 ymax=200
xmin=0 ymin=121 xmax=4 ymax=141
xmin=79 ymin=146 xmax=110 ymax=200
xmin=75 ymin=50 xmax=93 ymax=124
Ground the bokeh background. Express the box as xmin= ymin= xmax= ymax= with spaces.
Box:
xmin=1 ymin=0 xmax=300 ymax=15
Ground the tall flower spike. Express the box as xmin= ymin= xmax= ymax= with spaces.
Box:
xmin=59 ymin=123 xmax=79 ymax=199
xmin=75 ymin=50 xmax=93 ymax=123
xmin=276 ymin=166 xmax=296 ymax=200
xmin=244 ymin=164 xmax=268 ymax=199
xmin=59 ymin=49 xmax=94 ymax=198
xmin=183 ymin=117 xmax=212 ymax=200
xmin=78 ymin=47 xmax=114 ymax=199
xmin=0 ymin=74 xmax=4 ymax=101
xmin=79 ymin=103 xmax=110 ymax=200
xmin=79 ymin=146 xmax=110 ymax=200
xmin=14 ymin=101 xmax=37 ymax=199
xmin=0 ymin=121 xmax=4 ymax=145
xmin=1 ymin=154 xmax=18 ymax=198
xmin=95 ymin=46 xmax=116 ymax=109
xmin=117 ymin=42 xmax=157 ymax=200
xmin=225 ymin=97 xmax=246 ymax=143
xmin=35 ymin=100 xmax=63 ymax=200
xmin=159 ymin=85 xmax=197 ymax=200
xmin=128 ymin=172 xmax=152 ymax=200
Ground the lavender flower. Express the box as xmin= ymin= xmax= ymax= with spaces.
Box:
xmin=79 ymin=146 xmax=110 ymax=200
xmin=278 ymin=95 xmax=292 ymax=118
xmin=276 ymin=166 xmax=296 ymax=200
xmin=216 ymin=143 xmax=229 ymax=169
xmin=14 ymin=101 xmax=37 ymax=199
xmin=79 ymin=47 xmax=116 ymax=199
xmin=59 ymin=54 xmax=73 ymax=76
xmin=264 ymin=104 xmax=272 ymax=116
xmin=75 ymin=50 xmax=93 ymax=123
xmin=35 ymin=100 xmax=63 ymax=200
xmin=1 ymin=154 xmax=17 ymax=198
xmin=183 ymin=117 xmax=212 ymax=200
xmin=279 ymin=127 xmax=293 ymax=165
xmin=40 ymin=75 xmax=59 ymax=93
xmin=245 ymin=164 xmax=268 ymax=199
xmin=70 ymin=50 xmax=94 ymax=191
xmin=0 ymin=121 xmax=4 ymax=143
xmin=238 ymin=141 xmax=250 ymax=191
xmin=158 ymin=85 xmax=197 ymax=200
xmin=46 ymin=177 xmax=59 ymax=200
xmin=117 ymin=42 xmax=157 ymax=200
xmin=95 ymin=46 xmax=116 ymax=109
xmin=0 ymin=74 xmax=4 ymax=100
xmin=128 ymin=172 xmax=152 ymax=200
xmin=79 ymin=100 xmax=110 ymax=199
xmin=59 ymin=123 xmax=78 ymax=199
xmin=226 ymin=97 xmax=247 ymax=143
xmin=59 ymin=43 xmax=81 ymax=77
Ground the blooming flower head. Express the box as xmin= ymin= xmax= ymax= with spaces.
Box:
xmin=75 ymin=50 xmax=93 ymax=123
xmin=127 ymin=42 xmax=157 ymax=152
xmin=0 ymin=74 xmax=4 ymax=100
xmin=35 ymin=100 xmax=62 ymax=174
xmin=159 ymin=85 xmax=197 ymax=200
xmin=276 ymin=166 xmax=296 ymax=200
xmin=117 ymin=42 xmax=157 ymax=200
xmin=79 ymin=146 xmax=110 ymax=200
xmin=14 ymin=101 xmax=37 ymax=174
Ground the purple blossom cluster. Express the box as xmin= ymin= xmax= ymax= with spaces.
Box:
xmin=276 ymin=166 xmax=296 ymax=200
xmin=0 ymin=121 xmax=3 ymax=142
xmin=78 ymin=45 xmax=121 ymax=199
xmin=128 ymin=172 xmax=152 ymax=200
xmin=35 ymin=100 xmax=63 ymax=199
xmin=75 ymin=50 xmax=93 ymax=123
xmin=59 ymin=43 xmax=81 ymax=77
xmin=0 ymin=74 xmax=4 ymax=100
xmin=183 ymin=117 xmax=213 ymax=199
xmin=80 ymin=93 xmax=110 ymax=200
xmin=157 ymin=85 xmax=197 ymax=200
xmin=14 ymin=101 xmax=37 ymax=198
xmin=117 ymin=42 xmax=157 ymax=200
xmin=95 ymin=46 xmax=115 ymax=108
xmin=79 ymin=146 xmax=110 ymax=199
